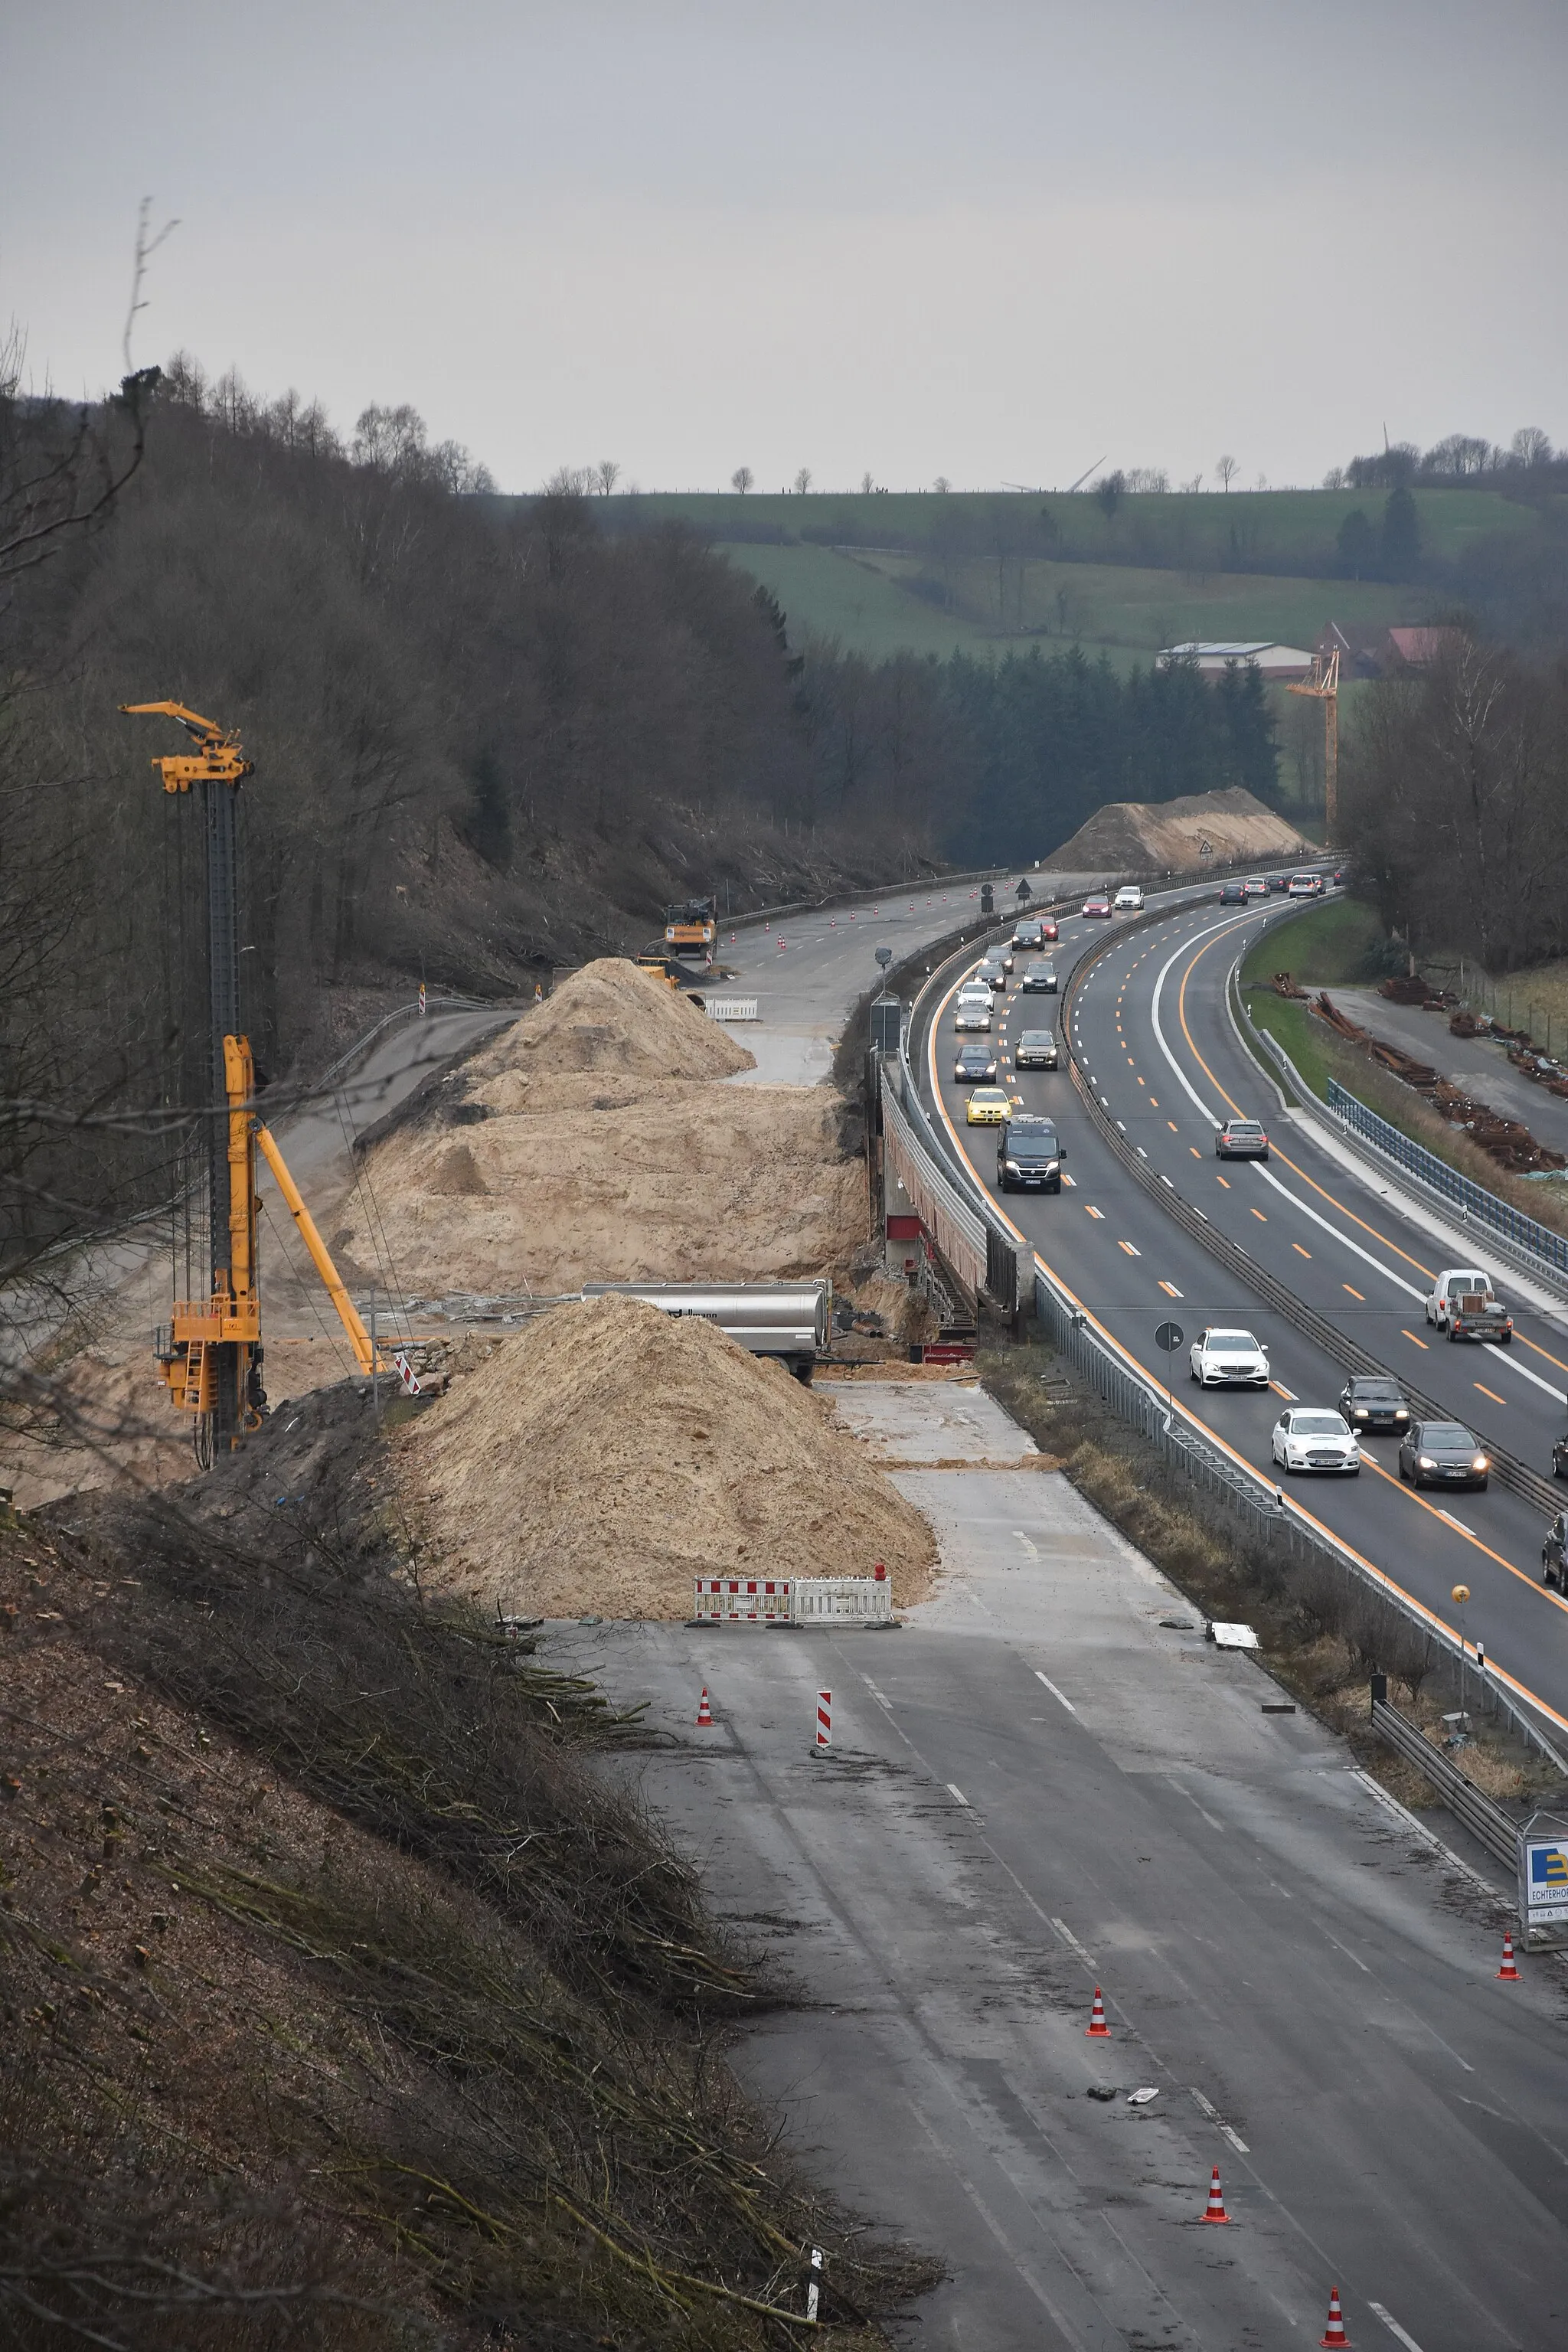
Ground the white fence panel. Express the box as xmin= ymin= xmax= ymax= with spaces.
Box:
xmin=692 ymin=1576 xmax=793 ymax=1622
xmin=707 ymin=998 xmax=760 ymax=1022
xmin=792 ymin=1576 xmax=893 ymax=1625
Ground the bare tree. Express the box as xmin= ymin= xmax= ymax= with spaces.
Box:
xmin=860 ymin=470 xmax=874 ymax=495
xmin=594 ymin=459 xmax=620 ymax=495
xmin=1181 ymin=472 xmax=1203 ymax=492
xmin=1215 ymin=453 xmax=1238 ymax=493
xmin=932 ymin=476 xmax=951 ymax=493
xmin=121 ymin=195 xmax=179 ymax=374
xmin=792 ymin=467 xmax=812 ymax=495
xmin=730 ymin=465 xmax=753 ymax=495
xmin=1511 ymin=426 xmax=1553 ymax=470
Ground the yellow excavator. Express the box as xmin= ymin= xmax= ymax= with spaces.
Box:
xmin=125 ymin=704 xmax=397 ymax=1461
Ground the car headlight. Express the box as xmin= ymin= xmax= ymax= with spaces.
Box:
xmin=1394 ymin=1408 xmax=1408 ymax=1420
xmin=1045 ymin=1160 xmax=1059 ymax=1175
xmin=1472 ymin=1455 xmax=1489 ymax=1473
xmin=1004 ymin=1160 xmax=1021 ymax=1175
xmin=1353 ymin=1407 xmax=1368 ymax=1419
xmin=1418 ymin=1456 xmax=1436 ymax=1471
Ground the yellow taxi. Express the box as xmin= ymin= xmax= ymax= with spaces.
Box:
xmin=965 ymin=1086 xmax=1012 ymax=1125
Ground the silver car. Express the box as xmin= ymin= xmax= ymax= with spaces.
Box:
xmin=1014 ymin=1029 xmax=1059 ymax=1070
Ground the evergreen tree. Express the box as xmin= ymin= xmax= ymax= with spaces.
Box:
xmin=1381 ymin=487 xmax=1423 ymax=580
xmin=1336 ymin=508 xmax=1377 ymax=580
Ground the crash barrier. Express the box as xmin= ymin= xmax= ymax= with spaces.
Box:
xmin=693 ymin=1577 xmax=794 ymax=1623
xmin=1325 ymin=1077 xmax=1568 ymax=1277
xmin=706 ymin=998 xmax=760 ymax=1022
xmin=691 ymin=1574 xmax=893 ymax=1627
xmin=1368 ymin=1696 xmax=1517 ymax=1871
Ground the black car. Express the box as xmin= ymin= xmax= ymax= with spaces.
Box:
xmin=1020 ymin=959 xmax=1058 ymax=993
xmin=1398 ymin=1419 xmax=1491 ymax=1491
xmin=1012 ymin=919 xmax=1045 ymax=951
xmin=1338 ymin=1375 xmax=1411 ymax=1434
xmin=1219 ymin=881 xmax=1246 ymax=905
xmin=1544 ymin=1511 xmax=1568 ymax=1592
xmin=998 ymin=1114 xmax=1064 ymax=1193
xmin=1554 ymin=1433 xmax=1568 ymax=1481
xmin=1265 ymin=874 xmax=1289 ymax=895
xmin=953 ymin=1044 xmax=998 ymax=1084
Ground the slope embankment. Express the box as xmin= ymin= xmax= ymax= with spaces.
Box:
xmin=1051 ymin=786 xmax=1311 ymax=874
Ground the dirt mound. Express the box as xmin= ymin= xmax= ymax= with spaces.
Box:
xmin=1052 ymin=787 xmax=1311 ymax=875
xmin=474 ymin=956 xmax=755 ymax=1083
xmin=394 ymin=1292 xmax=936 ymax=1618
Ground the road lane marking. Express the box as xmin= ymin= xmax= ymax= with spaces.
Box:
xmin=1035 ymin=1671 xmax=1076 ymax=1713
xmin=1190 ymin=1145 xmax=1201 ymax=1157
xmin=1119 ymin=1239 xmax=1142 ymax=1256
xmin=946 ymin=1784 xmax=971 ymax=1806
xmin=1481 ymin=1342 xmax=1567 ymax=1404
xmin=1158 ymin=1281 xmax=1183 ymax=1298
xmin=1086 ymin=1204 xmax=1104 ymax=1219
xmin=1050 ymin=1915 xmax=1096 ymax=1967
xmin=1292 ymin=1242 xmax=1312 ymax=1258
xmin=1270 ymin=1381 xmax=1298 ymax=1400
xmin=1217 ymin=1174 xmax=1231 ymax=1187
xmin=1369 ymin=2302 xmax=1427 ymax=2352
xmin=1344 ymin=1283 xmax=1365 ymax=1300
xmin=1148 ymin=1096 xmax=1158 ymax=1106
xmin=1250 ymin=1206 xmax=1267 ymax=1220
xmin=1402 ymin=1328 xmax=1429 ymax=1350
xmin=1358 ymin=1455 xmax=1568 ymax=1610
xmin=1475 ymin=1383 xmax=1506 ymax=1405
xmin=1220 ymin=2123 xmax=1250 ymax=2154
xmin=1168 ymin=1119 xmax=1179 ymax=1132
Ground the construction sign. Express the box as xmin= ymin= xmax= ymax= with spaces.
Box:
xmin=1519 ymin=1811 xmax=1568 ymax=1947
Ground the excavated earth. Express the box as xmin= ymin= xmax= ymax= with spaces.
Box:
xmin=1051 ymin=785 xmax=1311 ymax=874
xmin=330 ymin=958 xmax=867 ymax=1297
xmin=392 ymin=1292 xmax=937 ymax=1621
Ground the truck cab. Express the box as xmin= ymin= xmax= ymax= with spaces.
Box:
xmin=1423 ymin=1268 xmax=1513 ymax=1343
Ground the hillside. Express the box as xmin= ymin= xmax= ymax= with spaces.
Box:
xmin=1052 ymin=786 xmax=1310 ymax=874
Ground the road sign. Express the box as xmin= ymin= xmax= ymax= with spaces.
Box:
xmin=1520 ymin=1812 xmax=1568 ymax=1946
xmin=1155 ymin=1321 xmax=1184 ymax=1353
xmin=1197 ymin=838 xmax=1214 ymax=859
xmin=875 ymin=945 xmax=893 ymax=969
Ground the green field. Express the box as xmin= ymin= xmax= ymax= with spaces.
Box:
xmin=1239 ymin=898 xmax=1393 ymax=991
xmin=710 ymin=542 xmax=1050 ymax=662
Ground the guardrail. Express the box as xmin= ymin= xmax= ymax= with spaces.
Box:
xmin=1369 ymin=1698 xmax=1520 ymax=1870
xmin=1326 ymin=1079 xmax=1568 ymax=1277
xmin=880 ymin=1067 xmax=990 ymax=1304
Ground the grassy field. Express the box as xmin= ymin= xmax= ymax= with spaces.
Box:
xmin=710 ymin=541 xmax=1069 ymax=662
xmin=614 ymin=485 xmax=1540 ymax=568
xmin=1240 ymin=897 xmax=1393 ymax=991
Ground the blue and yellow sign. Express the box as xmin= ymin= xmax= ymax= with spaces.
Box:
xmin=1524 ymin=1835 xmax=1568 ymax=1926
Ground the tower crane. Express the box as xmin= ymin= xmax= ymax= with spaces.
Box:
xmin=123 ymin=703 xmax=395 ymax=1462
xmin=1285 ymin=648 xmax=1340 ymax=844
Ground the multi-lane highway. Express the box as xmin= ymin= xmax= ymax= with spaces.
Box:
xmin=920 ymin=885 xmax=1568 ymax=1742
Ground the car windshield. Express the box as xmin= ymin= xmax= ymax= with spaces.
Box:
xmin=1208 ymin=1331 xmax=1259 ymax=1351
xmin=1294 ymin=1413 xmax=1349 ymax=1436
xmin=1351 ymin=1380 xmax=1402 ymax=1400
xmin=1009 ymin=1119 xmax=1057 ymax=1140
xmin=1226 ymin=1121 xmax=1263 ymax=1134
xmin=1018 ymin=1031 xmax=1052 ymax=1044
xmin=1422 ymin=1424 xmax=1475 ymax=1448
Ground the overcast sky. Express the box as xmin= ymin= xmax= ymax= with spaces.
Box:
xmin=4 ymin=1 xmax=1566 ymax=495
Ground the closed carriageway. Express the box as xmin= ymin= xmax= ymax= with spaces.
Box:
xmin=921 ymin=891 xmax=1568 ymax=1740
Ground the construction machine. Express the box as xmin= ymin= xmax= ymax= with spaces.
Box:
xmin=662 ymin=895 xmax=717 ymax=957
xmin=126 ymin=704 xmax=398 ymax=1462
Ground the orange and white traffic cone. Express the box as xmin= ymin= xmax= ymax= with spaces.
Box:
xmin=1085 ymin=1986 xmax=1110 ymax=2037
xmin=1497 ymin=1931 xmax=1521 ymax=1981
xmin=1318 ymin=2285 xmax=1351 ymax=2347
xmin=1201 ymin=2165 xmax=1230 ymax=2223
xmin=695 ymin=1687 xmax=714 ymax=1727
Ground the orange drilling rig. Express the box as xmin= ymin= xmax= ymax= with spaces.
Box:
xmin=125 ymin=704 xmax=395 ymax=1462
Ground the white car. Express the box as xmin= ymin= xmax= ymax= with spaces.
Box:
xmin=1189 ymin=1327 xmax=1270 ymax=1388
xmin=954 ymin=998 xmax=993 ymax=1033
xmin=1272 ymin=1407 xmax=1361 ymax=1475
xmin=1113 ymin=884 xmax=1144 ymax=911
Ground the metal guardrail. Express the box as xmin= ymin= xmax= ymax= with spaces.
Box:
xmin=880 ymin=1067 xmax=989 ymax=1303
xmin=1327 ymin=1079 xmax=1568 ymax=1276
xmin=1369 ymin=1699 xmax=1520 ymax=1869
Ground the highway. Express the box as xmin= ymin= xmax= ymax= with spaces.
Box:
xmin=921 ymin=887 xmax=1568 ymax=1744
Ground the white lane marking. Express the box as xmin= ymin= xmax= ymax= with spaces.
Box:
xmin=1012 ymin=1530 xmax=1040 ymax=1558
xmin=1481 ymin=1342 xmax=1567 ymax=1405
xmin=1051 ymin=1915 xmax=1096 ymax=1968
xmin=1168 ymin=1775 xmax=1225 ymax=1831
xmin=1190 ymin=2088 xmax=1218 ymax=2118
xmin=1220 ymin=2123 xmax=1250 ymax=2154
xmin=947 ymin=1782 xmax=971 ymax=1806
xmin=1035 ymin=1670 xmax=1076 ymax=1713
xmin=861 ymin=1674 xmax=894 ymax=1711
xmin=1369 ymin=2302 xmax=1427 ymax=2351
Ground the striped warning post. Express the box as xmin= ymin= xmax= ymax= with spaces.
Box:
xmin=812 ymin=1690 xmax=831 ymax=1755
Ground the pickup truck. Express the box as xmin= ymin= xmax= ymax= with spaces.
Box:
xmin=1423 ymin=1267 xmax=1514 ymax=1344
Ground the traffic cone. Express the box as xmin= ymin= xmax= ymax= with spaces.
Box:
xmin=1318 ymin=2285 xmax=1350 ymax=2347
xmin=1201 ymin=2165 xmax=1230 ymax=2223
xmin=1497 ymin=1931 xmax=1520 ymax=1981
xmin=695 ymin=1687 xmax=714 ymax=1727
xmin=1085 ymin=1986 xmax=1110 ymax=2037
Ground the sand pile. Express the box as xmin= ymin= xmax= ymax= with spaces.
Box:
xmin=472 ymin=957 xmax=756 ymax=1088
xmin=1053 ymin=787 xmax=1310 ymax=875
xmin=393 ymin=1292 xmax=936 ymax=1619
xmin=333 ymin=959 xmax=864 ymax=1296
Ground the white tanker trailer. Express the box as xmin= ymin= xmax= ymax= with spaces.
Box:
xmin=580 ymin=1281 xmax=831 ymax=1379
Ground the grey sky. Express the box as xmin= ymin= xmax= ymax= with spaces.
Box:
xmin=4 ymin=1 xmax=1566 ymax=494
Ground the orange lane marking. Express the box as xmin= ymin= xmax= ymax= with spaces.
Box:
xmin=1190 ymin=1145 xmax=1202 ymax=1158
xmin=1137 ymin=1076 xmax=1145 ymax=1087
xmin=1086 ymin=1205 xmax=1105 ymax=1220
xmin=1148 ymin=1096 xmax=1158 ymax=1108
xmin=1168 ymin=1120 xmax=1179 ymax=1132
xmin=1403 ymin=1328 xmax=1429 ymax=1351
xmin=1358 ymin=1454 xmax=1568 ymax=1610
xmin=1475 ymin=1383 xmax=1507 ymax=1405
xmin=1344 ymin=1284 xmax=1365 ymax=1301
xmin=1118 ymin=1239 xmax=1142 ymax=1257
xmin=1292 ymin=1243 xmax=1312 ymax=1259
xmin=1158 ymin=1280 xmax=1181 ymax=1298
xmin=1250 ymin=1207 xmax=1267 ymax=1222
xmin=1217 ymin=1173 xmax=1231 ymax=1187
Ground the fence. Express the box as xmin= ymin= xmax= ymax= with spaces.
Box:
xmin=1325 ymin=1079 xmax=1568 ymax=1278
xmin=1369 ymin=1697 xmax=1518 ymax=1870
xmin=692 ymin=1577 xmax=794 ymax=1623
xmin=792 ymin=1575 xmax=894 ymax=1626
xmin=880 ymin=1066 xmax=990 ymax=1304
xmin=706 ymin=998 xmax=760 ymax=1022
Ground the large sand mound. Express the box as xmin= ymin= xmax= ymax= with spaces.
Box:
xmin=394 ymin=1293 xmax=936 ymax=1619
xmin=472 ymin=957 xmax=755 ymax=1083
xmin=334 ymin=959 xmax=863 ymax=1297
xmin=1053 ymin=788 xmax=1310 ymax=874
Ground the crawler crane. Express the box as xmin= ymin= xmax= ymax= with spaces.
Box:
xmin=124 ymin=704 xmax=394 ymax=1462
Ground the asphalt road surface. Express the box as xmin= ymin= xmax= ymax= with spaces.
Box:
xmin=572 ymin=1372 xmax=1566 ymax=2351
xmin=922 ymin=888 xmax=1568 ymax=1746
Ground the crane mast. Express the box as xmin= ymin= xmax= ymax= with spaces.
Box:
xmin=1285 ymin=649 xmax=1340 ymax=844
